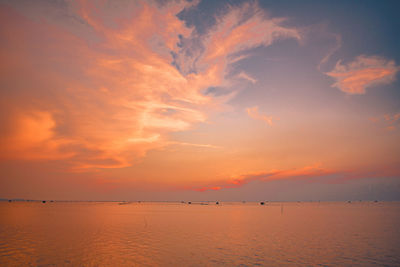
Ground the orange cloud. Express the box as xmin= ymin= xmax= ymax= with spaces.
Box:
xmin=370 ymin=112 xmax=400 ymax=131
xmin=0 ymin=111 xmax=73 ymax=160
xmin=0 ymin=1 xmax=299 ymax=170
xmin=187 ymin=163 xmax=400 ymax=192
xmin=326 ymin=55 xmax=399 ymax=94
xmin=246 ymin=106 xmax=277 ymax=126
xmin=384 ymin=113 xmax=400 ymax=124
xmin=187 ymin=164 xmax=335 ymax=192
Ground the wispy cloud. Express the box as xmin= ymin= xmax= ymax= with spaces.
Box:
xmin=326 ymin=55 xmax=399 ymax=94
xmin=173 ymin=1 xmax=301 ymax=76
xmin=187 ymin=163 xmax=400 ymax=192
xmin=166 ymin=141 xmax=221 ymax=149
xmin=237 ymin=71 xmax=257 ymax=84
xmin=187 ymin=164 xmax=335 ymax=192
xmin=0 ymin=1 xmax=299 ymax=170
xmin=370 ymin=112 xmax=400 ymax=131
xmin=246 ymin=106 xmax=277 ymax=126
xmin=318 ymin=32 xmax=342 ymax=71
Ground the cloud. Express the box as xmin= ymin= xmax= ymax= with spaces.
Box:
xmin=0 ymin=1 xmax=299 ymax=170
xmin=172 ymin=1 xmax=301 ymax=76
xmin=326 ymin=55 xmax=399 ymax=94
xmin=237 ymin=71 xmax=257 ymax=84
xmin=187 ymin=164 xmax=335 ymax=192
xmin=0 ymin=111 xmax=74 ymax=160
xmin=318 ymin=32 xmax=342 ymax=71
xmin=166 ymin=141 xmax=221 ymax=149
xmin=187 ymin=163 xmax=400 ymax=192
xmin=384 ymin=113 xmax=400 ymax=124
xmin=246 ymin=106 xmax=276 ymax=126
xmin=370 ymin=112 xmax=400 ymax=131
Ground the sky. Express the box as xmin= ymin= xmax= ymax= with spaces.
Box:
xmin=0 ymin=0 xmax=400 ymax=201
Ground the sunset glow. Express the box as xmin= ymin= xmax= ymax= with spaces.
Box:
xmin=1 ymin=0 xmax=399 ymax=201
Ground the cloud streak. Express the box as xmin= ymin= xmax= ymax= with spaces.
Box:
xmin=188 ymin=164 xmax=335 ymax=192
xmin=246 ymin=106 xmax=277 ymax=126
xmin=0 ymin=1 xmax=299 ymax=170
xmin=187 ymin=164 xmax=400 ymax=192
xmin=326 ymin=55 xmax=399 ymax=94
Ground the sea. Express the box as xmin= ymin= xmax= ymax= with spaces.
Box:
xmin=0 ymin=201 xmax=399 ymax=266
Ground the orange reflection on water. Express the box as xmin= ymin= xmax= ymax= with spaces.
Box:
xmin=0 ymin=201 xmax=399 ymax=266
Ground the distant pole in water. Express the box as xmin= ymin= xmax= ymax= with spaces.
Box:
xmin=281 ymin=204 xmax=284 ymax=215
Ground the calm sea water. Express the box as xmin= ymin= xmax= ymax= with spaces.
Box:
xmin=0 ymin=201 xmax=399 ymax=266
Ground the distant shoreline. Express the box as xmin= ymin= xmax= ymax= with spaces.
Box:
xmin=2 ymin=199 xmax=398 ymax=203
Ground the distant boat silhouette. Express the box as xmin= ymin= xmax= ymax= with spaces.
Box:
xmin=8 ymin=200 xmax=11 ymax=202
xmin=216 ymin=201 xmax=219 ymax=205
xmin=260 ymin=202 xmax=265 ymax=205
xmin=42 ymin=200 xmax=46 ymax=203
xmin=188 ymin=201 xmax=191 ymax=204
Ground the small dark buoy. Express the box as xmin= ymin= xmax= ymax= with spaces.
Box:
xmin=374 ymin=200 xmax=378 ymax=203
xmin=188 ymin=201 xmax=191 ymax=204
xmin=216 ymin=201 xmax=219 ymax=205
xmin=50 ymin=200 xmax=54 ymax=202
xmin=42 ymin=200 xmax=46 ymax=203
xmin=8 ymin=199 xmax=12 ymax=202
xmin=347 ymin=200 xmax=351 ymax=203
xmin=260 ymin=202 xmax=265 ymax=205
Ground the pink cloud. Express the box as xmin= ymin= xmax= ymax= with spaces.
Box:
xmin=326 ymin=55 xmax=399 ymax=94
xmin=186 ymin=163 xmax=400 ymax=192
xmin=246 ymin=106 xmax=277 ymax=126
xmin=0 ymin=1 xmax=299 ymax=171
xmin=369 ymin=112 xmax=400 ymax=131
xmin=186 ymin=164 xmax=335 ymax=192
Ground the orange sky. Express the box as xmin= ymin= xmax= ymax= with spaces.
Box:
xmin=0 ymin=0 xmax=399 ymax=201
